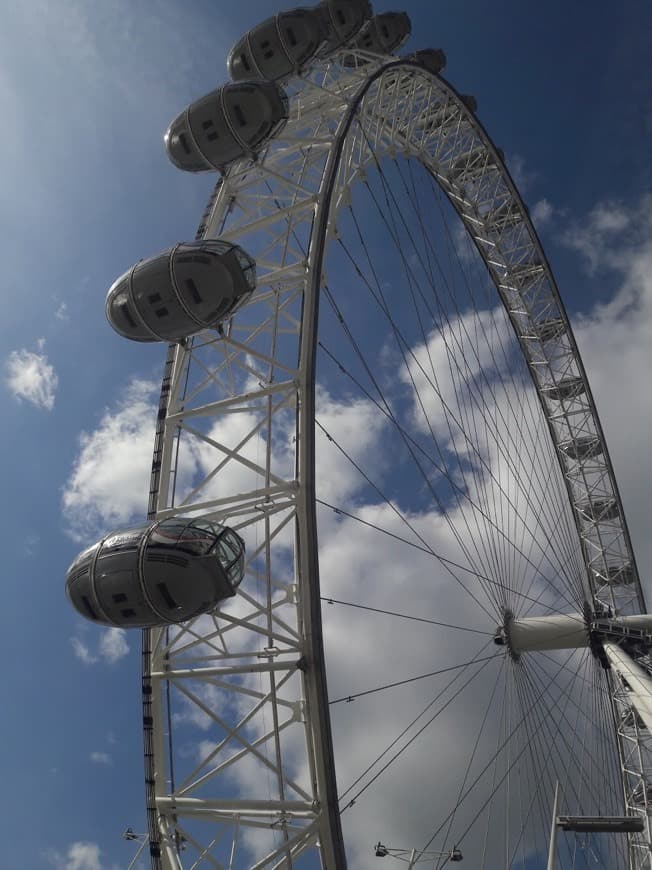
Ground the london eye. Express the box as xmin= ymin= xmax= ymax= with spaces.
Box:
xmin=66 ymin=3 xmax=652 ymax=867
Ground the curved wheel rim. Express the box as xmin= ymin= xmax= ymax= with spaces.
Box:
xmin=141 ymin=55 xmax=650 ymax=869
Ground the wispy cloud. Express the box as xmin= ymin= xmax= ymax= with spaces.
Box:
xmin=99 ymin=627 xmax=129 ymax=663
xmin=89 ymin=751 xmax=112 ymax=765
xmin=505 ymin=153 xmax=535 ymax=192
xmin=70 ymin=637 xmax=98 ymax=665
xmin=44 ymin=841 xmax=102 ymax=870
xmin=62 ymin=379 xmax=158 ymax=542
xmin=5 ymin=341 xmax=58 ymax=410
xmin=70 ymin=628 xmax=129 ymax=665
xmin=531 ymin=197 xmax=554 ymax=228
xmin=561 ymin=198 xmax=637 ymax=273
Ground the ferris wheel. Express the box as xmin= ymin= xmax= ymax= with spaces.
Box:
xmin=66 ymin=2 xmax=652 ymax=868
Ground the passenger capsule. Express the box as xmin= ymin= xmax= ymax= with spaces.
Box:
xmin=106 ymin=240 xmax=256 ymax=343
xmin=578 ymin=499 xmax=619 ymax=522
xmin=541 ymin=377 xmax=586 ymax=401
xmin=165 ymin=81 xmax=288 ymax=172
xmin=342 ymin=12 xmax=411 ymax=66
xmin=404 ymin=48 xmax=446 ymax=75
xmin=228 ymin=8 xmax=325 ymax=82
xmin=65 ymin=519 xmax=245 ymax=628
xmin=317 ymin=0 xmax=372 ymax=56
xmin=559 ymin=436 xmax=603 ymax=462
xmin=460 ymin=94 xmax=478 ymax=113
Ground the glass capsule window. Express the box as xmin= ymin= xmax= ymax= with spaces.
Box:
xmin=318 ymin=0 xmax=372 ymax=55
xmin=172 ymin=244 xmax=235 ymax=326
xmin=102 ymin=527 xmax=146 ymax=553
xmin=132 ymin=256 xmax=179 ymax=327
xmin=106 ymin=277 xmax=155 ymax=342
xmin=165 ymin=115 xmax=213 ymax=173
xmin=188 ymin=90 xmax=242 ymax=169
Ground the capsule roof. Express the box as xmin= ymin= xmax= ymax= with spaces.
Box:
xmin=342 ymin=12 xmax=411 ymax=66
xmin=228 ymin=8 xmax=325 ymax=82
xmin=106 ymin=240 xmax=256 ymax=343
xmin=165 ymin=81 xmax=288 ymax=173
xmin=317 ymin=0 xmax=372 ymax=56
xmin=404 ymin=48 xmax=446 ymax=75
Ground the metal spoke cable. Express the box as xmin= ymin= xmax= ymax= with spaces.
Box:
xmin=422 ymin=169 xmax=585 ymax=599
xmin=338 ymin=640 xmax=499 ymax=807
xmin=317 ymin=345 xmax=587 ymax=623
xmin=511 ymin=665 xmax=558 ymax=866
xmin=342 ymin=203 xmax=507 ymax=610
xmin=530 ymin=651 xmax=612 ymax=852
xmin=330 ymin=653 xmax=501 ymax=706
xmin=327 ymin=250 xmax=573 ymax=620
xmin=317 ymin=336 xmax=504 ymax=613
xmin=419 ymin=648 xmax=580 ymax=854
xmin=478 ymin=660 xmax=509 ymax=869
xmin=516 ymin=446 xmax=584 ymax=615
xmin=385 ymin=149 xmax=572 ymax=580
xmin=315 ymin=416 xmax=498 ymax=621
xmin=322 ymin=264 xmax=503 ymax=615
xmin=512 ymin=663 xmax=573 ymax=867
xmin=433 ymin=650 xmax=506 ymax=868
xmin=468 ymin=656 xmax=585 ymax=868
xmin=320 ymin=595 xmax=493 ymax=635
xmin=389 ymin=162 xmax=518 ymax=608
xmin=317 ymin=489 xmax=589 ymax=623
xmin=316 ymin=497 xmax=497 ymax=583
xmin=346 ymin=185 xmax=508 ymax=607
xmin=380 ymin=152 xmax=585 ymax=604
xmin=334 ymin=228 xmax=582 ymax=615
xmin=519 ymin=655 xmax=621 ymax=870
xmin=355 ymin=167 xmax=583 ymax=610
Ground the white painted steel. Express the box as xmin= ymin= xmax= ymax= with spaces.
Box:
xmin=138 ymin=46 xmax=651 ymax=869
xmin=605 ymin=645 xmax=652 ymax=738
xmin=547 ymin=781 xmax=560 ymax=870
xmin=506 ymin=614 xmax=652 ymax=655
xmin=508 ymin=614 xmax=588 ymax=654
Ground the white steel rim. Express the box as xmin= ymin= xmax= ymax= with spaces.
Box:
xmin=139 ymin=51 xmax=651 ymax=869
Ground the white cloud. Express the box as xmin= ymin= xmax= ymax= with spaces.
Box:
xmin=70 ymin=628 xmax=129 ymax=665
xmin=55 ymin=301 xmax=69 ymax=321
xmin=62 ymin=379 xmax=158 ymax=542
xmin=561 ymin=198 xmax=638 ymax=273
xmin=98 ymin=627 xmax=130 ymax=664
xmin=24 ymin=534 xmax=39 ymax=556
xmin=44 ymin=841 xmax=102 ymax=870
xmin=70 ymin=637 xmax=97 ymax=665
xmin=54 ymin=194 xmax=652 ymax=866
xmin=89 ymin=751 xmax=112 ymax=765
xmin=155 ymin=197 xmax=652 ymax=864
xmin=571 ymin=195 xmax=652 ymax=598
xmin=506 ymin=153 xmax=534 ymax=191
xmin=531 ymin=197 xmax=554 ymax=227
xmin=5 ymin=342 xmax=58 ymax=410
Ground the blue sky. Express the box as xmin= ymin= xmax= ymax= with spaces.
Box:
xmin=1 ymin=1 xmax=651 ymax=868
